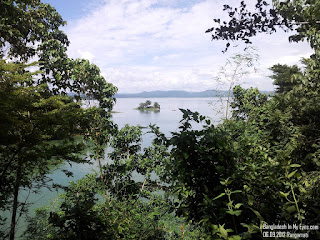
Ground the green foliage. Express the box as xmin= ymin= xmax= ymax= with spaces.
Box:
xmin=160 ymin=110 xmax=237 ymax=222
xmin=230 ymin=85 xmax=268 ymax=120
xmin=24 ymin=124 xmax=203 ymax=239
xmin=103 ymin=124 xmax=143 ymax=198
xmin=23 ymin=73 xmax=320 ymax=239
xmin=204 ymin=2 xmax=320 ymax=237
xmin=0 ymin=1 xmax=117 ymax=238
xmin=146 ymin=75 xmax=319 ymax=238
xmin=0 ymin=0 xmax=69 ymax=61
xmin=3 ymin=0 xmax=320 ymax=239
xmin=0 ymin=60 xmax=85 ymax=200
xmin=0 ymin=59 xmax=93 ymax=239
xmin=1 ymin=0 xmax=117 ymax=107
xmin=23 ymin=174 xmax=169 ymax=240
xmin=153 ymin=102 xmax=161 ymax=109
xmin=269 ymin=64 xmax=302 ymax=93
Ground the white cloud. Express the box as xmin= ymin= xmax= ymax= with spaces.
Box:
xmin=65 ymin=0 xmax=312 ymax=92
xmin=78 ymin=49 xmax=95 ymax=62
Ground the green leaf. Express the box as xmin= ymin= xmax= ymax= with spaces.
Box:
xmin=249 ymin=207 xmax=264 ymax=221
xmin=213 ymin=193 xmax=226 ymax=200
xmin=290 ymin=164 xmax=301 ymax=168
xmin=219 ymin=224 xmax=229 ymax=239
xmin=285 ymin=204 xmax=297 ymax=214
xmin=279 ymin=191 xmax=290 ymax=198
xmin=231 ymin=190 xmax=242 ymax=194
xmin=299 ymin=186 xmax=307 ymax=193
xmin=235 ymin=203 xmax=243 ymax=209
xmin=230 ymin=235 xmax=242 ymax=240
xmin=287 ymin=170 xmax=297 ymax=179
xmin=248 ymin=195 xmax=255 ymax=206
xmin=226 ymin=210 xmax=242 ymax=216
xmin=220 ymin=178 xmax=232 ymax=186
xmin=183 ymin=152 xmax=189 ymax=159
xmin=241 ymin=223 xmax=260 ymax=234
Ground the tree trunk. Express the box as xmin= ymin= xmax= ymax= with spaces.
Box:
xmin=9 ymin=158 xmax=22 ymax=240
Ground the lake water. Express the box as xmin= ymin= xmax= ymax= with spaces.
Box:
xmin=9 ymin=97 xmax=228 ymax=238
xmin=112 ymin=97 xmax=225 ymax=129
xmin=48 ymin=97 xmax=227 ymax=196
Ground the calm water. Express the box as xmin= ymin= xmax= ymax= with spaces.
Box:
xmin=48 ymin=97 xmax=227 ymax=190
xmin=10 ymin=97 xmax=228 ymax=238
xmin=112 ymin=98 xmax=225 ymax=130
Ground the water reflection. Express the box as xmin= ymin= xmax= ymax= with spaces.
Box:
xmin=138 ymin=109 xmax=160 ymax=114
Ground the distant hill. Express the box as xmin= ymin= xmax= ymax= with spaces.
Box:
xmin=114 ymin=90 xmax=273 ymax=98
xmin=67 ymin=90 xmax=274 ymax=99
xmin=115 ymin=90 xmax=228 ymax=98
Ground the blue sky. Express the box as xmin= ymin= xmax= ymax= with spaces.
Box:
xmin=44 ymin=0 xmax=311 ymax=93
xmin=43 ymin=0 xmax=98 ymax=21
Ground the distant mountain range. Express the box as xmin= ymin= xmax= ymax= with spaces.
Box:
xmin=114 ymin=90 xmax=273 ymax=98
xmin=115 ymin=90 xmax=226 ymax=98
xmin=67 ymin=90 xmax=274 ymax=99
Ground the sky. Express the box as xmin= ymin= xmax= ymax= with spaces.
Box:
xmin=44 ymin=0 xmax=312 ymax=93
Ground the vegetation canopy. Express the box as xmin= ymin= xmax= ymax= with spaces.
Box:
xmin=1 ymin=0 xmax=320 ymax=239
xmin=0 ymin=1 xmax=117 ymax=239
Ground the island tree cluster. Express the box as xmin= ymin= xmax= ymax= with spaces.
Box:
xmin=137 ymin=100 xmax=160 ymax=111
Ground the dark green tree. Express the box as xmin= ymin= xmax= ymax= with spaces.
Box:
xmin=138 ymin=102 xmax=147 ymax=110
xmin=0 ymin=1 xmax=117 ymax=239
xmin=153 ymin=102 xmax=160 ymax=109
xmin=269 ymin=64 xmax=302 ymax=93
xmin=0 ymin=60 xmax=89 ymax=239
xmin=230 ymin=85 xmax=268 ymax=120
xmin=145 ymin=100 xmax=152 ymax=106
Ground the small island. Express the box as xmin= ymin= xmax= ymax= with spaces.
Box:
xmin=136 ymin=100 xmax=160 ymax=111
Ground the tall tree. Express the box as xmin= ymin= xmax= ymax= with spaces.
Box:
xmin=269 ymin=64 xmax=302 ymax=93
xmin=0 ymin=60 xmax=85 ymax=239
xmin=0 ymin=1 xmax=117 ymax=239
